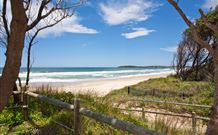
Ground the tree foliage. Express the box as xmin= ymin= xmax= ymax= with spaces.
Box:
xmin=174 ymin=8 xmax=217 ymax=81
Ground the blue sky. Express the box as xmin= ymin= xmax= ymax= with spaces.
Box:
xmin=0 ymin=0 xmax=218 ymax=67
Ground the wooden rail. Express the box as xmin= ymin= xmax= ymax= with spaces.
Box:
xmin=128 ymin=86 xmax=194 ymax=98
xmin=118 ymin=107 xmax=209 ymax=135
xmin=118 ymin=108 xmax=210 ymax=120
xmin=24 ymin=91 xmax=161 ymax=135
xmin=13 ymin=90 xmax=21 ymax=95
xmin=26 ymin=91 xmax=74 ymax=110
xmin=127 ymin=99 xmax=212 ymax=108
xmin=119 ymin=95 xmax=211 ymax=135
xmin=79 ymin=108 xmax=160 ymax=135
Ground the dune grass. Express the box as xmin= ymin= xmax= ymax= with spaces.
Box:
xmin=0 ymin=76 xmax=213 ymax=135
xmin=0 ymin=87 xmax=149 ymax=135
xmin=104 ymin=77 xmax=214 ymax=117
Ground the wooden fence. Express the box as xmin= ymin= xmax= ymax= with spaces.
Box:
xmin=12 ymin=90 xmax=162 ymax=135
xmin=127 ymin=87 xmax=194 ymax=98
xmin=117 ymin=97 xmax=211 ymax=134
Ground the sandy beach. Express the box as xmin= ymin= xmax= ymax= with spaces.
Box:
xmin=30 ymin=73 xmax=171 ymax=96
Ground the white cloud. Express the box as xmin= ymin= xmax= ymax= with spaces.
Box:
xmin=0 ymin=1 xmax=98 ymax=38
xmin=121 ymin=28 xmax=154 ymax=39
xmin=202 ymin=0 xmax=218 ymax=9
xmin=37 ymin=15 xmax=99 ymax=38
xmin=28 ymin=2 xmax=99 ymax=38
xmin=160 ymin=46 xmax=178 ymax=53
xmin=99 ymin=0 xmax=159 ymax=25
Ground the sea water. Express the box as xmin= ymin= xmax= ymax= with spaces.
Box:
xmin=0 ymin=67 xmax=175 ymax=83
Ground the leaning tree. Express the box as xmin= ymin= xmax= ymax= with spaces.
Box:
xmin=168 ymin=0 xmax=218 ymax=134
xmin=0 ymin=0 xmax=84 ymax=111
xmin=174 ymin=30 xmax=213 ymax=81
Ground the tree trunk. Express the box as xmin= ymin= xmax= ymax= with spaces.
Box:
xmin=26 ymin=43 xmax=32 ymax=86
xmin=0 ymin=0 xmax=27 ymax=111
xmin=206 ymin=51 xmax=218 ymax=135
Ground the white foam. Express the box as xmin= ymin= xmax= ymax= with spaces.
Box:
xmin=18 ymin=68 xmax=172 ymax=77
xmin=3 ymin=68 xmax=174 ymax=83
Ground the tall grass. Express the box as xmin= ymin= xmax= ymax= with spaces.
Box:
xmin=152 ymin=115 xmax=194 ymax=135
xmin=0 ymin=76 xmax=212 ymax=134
xmin=1 ymin=86 xmax=148 ymax=134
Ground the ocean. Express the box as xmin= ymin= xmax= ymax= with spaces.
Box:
xmin=0 ymin=67 xmax=175 ymax=83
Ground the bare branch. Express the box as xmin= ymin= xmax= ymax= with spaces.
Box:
xmin=192 ymin=32 xmax=214 ymax=53
xmin=26 ymin=0 xmax=83 ymax=31
xmin=24 ymin=0 xmax=31 ymax=11
xmin=168 ymin=0 xmax=213 ymax=54
xmin=17 ymin=77 xmax=22 ymax=90
xmin=25 ymin=11 xmax=70 ymax=85
xmin=167 ymin=0 xmax=194 ymax=28
xmin=26 ymin=0 xmax=52 ymax=31
xmin=2 ymin=0 xmax=9 ymax=37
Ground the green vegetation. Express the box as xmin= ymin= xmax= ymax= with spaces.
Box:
xmin=104 ymin=76 xmax=213 ymax=134
xmin=0 ymin=77 xmax=213 ymax=135
xmin=174 ymin=8 xmax=218 ymax=82
xmin=105 ymin=77 xmax=214 ymax=117
xmin=0 ymin=87 xmax=148 ymax=135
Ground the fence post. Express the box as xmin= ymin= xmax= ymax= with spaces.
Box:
xmin=192 ymin=111 xmax=197 ymax=135
xmin=127 ymin=87 xmax=130 ymax=95
xmin=74 ymin=98 xmax=81 ymax=135
xmin=152 ymin=89 xmax=155 ymax=96
xmin=182 ymin=92 xmax=185 ymax=99
xmin=142 ymin=107 xmax=145 ymax=120
xmin=23 ymin=86 xmax=29 ymax=121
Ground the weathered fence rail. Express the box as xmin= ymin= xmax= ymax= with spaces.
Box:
xmin=26 ymin=91 xmax=74 ymax=110
xmin=13 ymin=91 xmax=162 ymax=135
xmin=118 ymin=108 xmax=210 ymax=121
xmin=127 ymin=99 xmax=212 ymax=108
xmin=127 ymin=86 xmax=194 ymax=98
xmin=79 ymin=107 xmax=159 ymax=135
xmin=118 ymin=97 xmax=211 ymax=134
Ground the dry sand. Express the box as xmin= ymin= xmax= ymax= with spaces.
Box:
xmin=30 ymin=73 xmax=171 ymax=96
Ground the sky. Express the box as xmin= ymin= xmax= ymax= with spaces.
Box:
xmin=0 ymin=0 xmax=218 ymax=67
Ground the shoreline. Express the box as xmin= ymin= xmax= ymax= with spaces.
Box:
xmin=29 ymin=73 xmax=172 ymax=96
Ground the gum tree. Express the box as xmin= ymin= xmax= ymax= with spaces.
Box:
xmin=0 ymin=0 xmax=83 ymax=111
xmin=168 ymin=0 xmax=218 ymax=134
